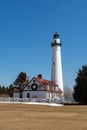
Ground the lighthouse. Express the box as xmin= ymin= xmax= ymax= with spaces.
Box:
xmin=51 ymin=32 xmax=63 ymax=92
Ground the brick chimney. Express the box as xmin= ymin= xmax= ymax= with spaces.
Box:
xmin=38 ymin=74 xmax=42 ymax=79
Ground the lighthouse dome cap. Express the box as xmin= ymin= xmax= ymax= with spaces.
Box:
xmin=51 ymin=32 xmax=61 ymax=46
xmin=54 ymin=32 xmax=59 ymax=38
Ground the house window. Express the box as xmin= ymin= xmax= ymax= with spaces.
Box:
xmin=27 ymin=93 xmax=30 ymax=98
xmin=52 ymin=86 xmax=54 ymax=91
xmin=56 ymin=87 xmax=58 ymax=90
xmin=20 ymin=92 xmax=22 ymax=98
xmin=47 ymin=85 xmax=49 ymax=90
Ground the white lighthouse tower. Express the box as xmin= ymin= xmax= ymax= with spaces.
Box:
xmin=51 ymin=32 xmax=64 ymax=92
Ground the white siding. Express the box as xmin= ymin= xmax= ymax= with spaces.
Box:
xmin=13 ymin=92 xmax=20 ymax=98
xmin=24 ymin=78 xmax=44 ymax=91
xmin=13 ymin=77 xmax=62 ymax=99
xmin=22 ymin=91 xmax=45 ymax=98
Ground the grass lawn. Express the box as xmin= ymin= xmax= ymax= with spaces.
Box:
xmin=0 ymin=103 xmax=87 ymax=130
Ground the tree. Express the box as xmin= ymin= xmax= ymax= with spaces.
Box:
xmin=2 ymin=86 xmax=5 ymax=94
xmin=13 ymin=72 xmax=29 ymax=86
xmin=0 ymin=85 xmax=9 ymax=95
xmin=8 ymin=84 xmax=13 ymax=97
xmin=0 ymin=85 xmax=14 ymax=96
xmin=5 ymin=87 xmax=9 ymax=95
xmin=73 ymin=65 xmax=87 ymax=104
xmin=0 ymin=85 xmax=2 ymax=94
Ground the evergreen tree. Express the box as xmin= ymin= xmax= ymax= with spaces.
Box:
xmin=8 ymin=84 xmax=13 ymax=97
xmin=0 ymin=85 xmax=2 ymax=94
xmin=0 ymin=86 xmax=9 ymax=95
xmin=2 ymin=86 xmax=5 ymax=94
xmin=0 ymin=85 xmax=13 ymax=96
xmin=13 ymin=72 xmax=28 ymax=86
xmin=73 ymin=65 xmax=87 ymax=104
xmin=5 ymin=87 xmax=9 ymax=95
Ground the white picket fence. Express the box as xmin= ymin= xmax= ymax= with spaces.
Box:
xmin=0 ymin=97 xmax=63 ymax=104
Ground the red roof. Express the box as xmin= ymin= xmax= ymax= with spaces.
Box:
xmin=13 ymin=76 xmax=62 ymax=93
xmin=35 ymin=77 xmax=62 ymax=93
xmin=21 ymin=81 xmax=29 ymax=86
xmin=36 ymin=77 xmax=58 ymax=86
xmin=58 ymin=88 xmax=62 ymax=93
xmin=13 ymin=81 xmax=29 ymax=92
xmin=13 ymin=88 xmax=22 ymax=92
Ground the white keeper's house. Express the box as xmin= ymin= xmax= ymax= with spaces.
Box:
xmin=13 ymin=32 xmax=64 ymax=99
xmin=13 ymin=74 xmax=62 ymax=99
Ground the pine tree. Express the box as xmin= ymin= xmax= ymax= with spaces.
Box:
xmin=73 ymin=65 xmax=87 ymax=104
xmin=0 ymin=85 xmax=2 ymax=94
xmin=8 ymin=85 xmax=13 ymax=97
xmin=2 ymin=86 xmax=5 ymax=94
xmin=13 ymin=72 xmax=28 ymax=86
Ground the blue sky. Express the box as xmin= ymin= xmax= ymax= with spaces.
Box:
xmin=0 ymin=0 xmax=87 ymax=89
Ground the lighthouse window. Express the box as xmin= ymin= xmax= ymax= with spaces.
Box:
xmin=55 ymin=40 xmax=56 ymax=43
xmin=53 ymin=62 xmax=55 ymax=65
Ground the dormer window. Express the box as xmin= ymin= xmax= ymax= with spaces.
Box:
xmin=52 ymin=86 xmax=54 ymax=91
xmin=56 ymin=87 xmax=58 ymax=91
xmin=47 ymin=85 xmax=49 ymax=90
